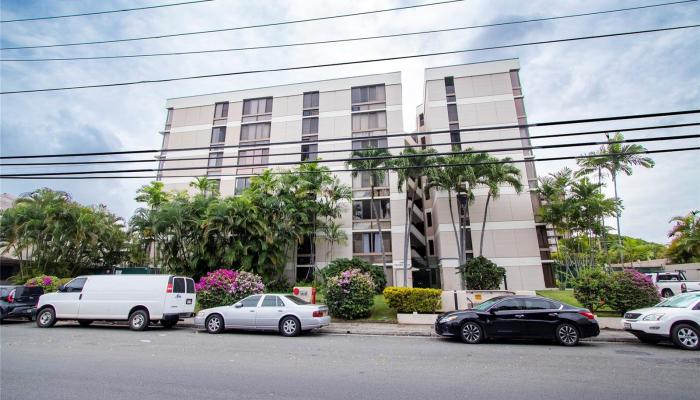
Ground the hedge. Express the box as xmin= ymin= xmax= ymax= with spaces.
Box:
xmin=383 ymin=287 xmax=442 ymax=313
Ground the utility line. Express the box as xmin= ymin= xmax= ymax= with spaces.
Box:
xmin=1 ymin=123 xmax=698 ymax=167
xmin=3 ymin=146 xmax=698 ymax=179
xmin=3 ymin=0 xmax=694 ymax=62
xmin=0 ymin=0 xmax=464 ymax=49
xmin=1 ymin=109 xmax=698 ymax=159
xmin=2 ymin=134 xmax=697 ymax=177
xmin=2 ymin=24 xmax=698 ymax=95
xmin=0 ymin=0 xmax=214 ymax=23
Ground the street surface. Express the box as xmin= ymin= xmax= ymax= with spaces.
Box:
xmin=1 ymin=321 xmax=699 ymax=400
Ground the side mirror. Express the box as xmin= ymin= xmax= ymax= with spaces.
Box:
xmin=58 ymin=285 xmax=66 ymax=292
xmin=234 ymin=303 xmax=243 ymax=308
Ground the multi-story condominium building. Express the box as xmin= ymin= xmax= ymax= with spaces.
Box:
xmin=156 ymin=59 xmax=554 ymax=290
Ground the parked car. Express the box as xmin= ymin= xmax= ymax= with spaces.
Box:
xmin=434 ymin=295 xmax=600 ymax=346
xmin=645 ymin=271 xmax=700 ymax=298
xmin=1 ymin=286 xmax=44 ymax=321
xmin=35 ymin=275 xmax=196 ymax=331
xmin=621 ymin=292 xmax=700 ymax=350
xmin=195 ymin=293 xmax=330 ymax=336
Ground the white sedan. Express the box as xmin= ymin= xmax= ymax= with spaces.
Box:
xmin=621 ymin=292 xmax=700 ymax=350
xmin=194 ymin=294 xmax=330 ymax=336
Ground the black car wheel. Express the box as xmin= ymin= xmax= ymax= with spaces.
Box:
xmin=279 ymin=316 xmax=301 ymax=337
xmin=36 ymin=307 xmax=56 ymax=328
xmin=205 ymin=314 xmax=224 ymax=334
xmin=671 ymin=324 xmax=699 ymax=350
xmin=459 ymin=321 xmax=483 ymax=344
xmin=78 ymin=320 xmax=93 ymax=327
xmin=128 ymin=310 xmax=149 ymax=331
xmin=555 ymin=323 xmax=580 ymax=346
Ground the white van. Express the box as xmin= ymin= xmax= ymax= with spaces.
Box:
xmin=35 ymin=275 xmax=196 ymax=331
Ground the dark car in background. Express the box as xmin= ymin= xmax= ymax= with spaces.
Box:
xmin=435 ymin=295 xmax=600 ymax=346
xmin=0 ymin=286 xmax=44 ymax=321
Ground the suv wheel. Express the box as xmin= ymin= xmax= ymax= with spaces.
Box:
xmin=36 ymin=308 xmax=56 ymax=328
xmin=279 ymin=316 xmax=300 ymax=337
xmin=672 ymin=324 xmax=699 ymax=350
xmin=205 ymin=314 xmax=224 ymax=334
xmin=556 ymin=323 xmax=580 ymax=346
xmin=661 ymin=289 xmax=674 ymax=298
xmin=459 ymin=321 xmax=483 ymax=344
xmin=128 ymin=310 xmax=149 ymax=331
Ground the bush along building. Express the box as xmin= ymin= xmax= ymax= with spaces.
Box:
xmin=156 ymin=59 xmax=554 ymax=290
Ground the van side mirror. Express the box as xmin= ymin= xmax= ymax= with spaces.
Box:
xmin=234 ymin=303 xmax=243 ymax=308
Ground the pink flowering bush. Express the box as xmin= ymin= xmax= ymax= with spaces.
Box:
xmin=606 ymin=269 xmax=660 ymax=314
xmin=196 ymin=269 xmax=265 ymax=309
xmin=25 ymin=275 xmax=60 ymax=293
xmin=324 ymin=268 xmax=375 ymax=320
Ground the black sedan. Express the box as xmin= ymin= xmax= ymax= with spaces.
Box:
xmin=435 ymin=295 xmax=600 ymax=346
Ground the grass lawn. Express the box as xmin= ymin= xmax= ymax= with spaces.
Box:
xmin=536 ymin=289 xmax=620 ymax=317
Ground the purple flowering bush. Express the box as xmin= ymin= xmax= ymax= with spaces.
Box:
xmin=324 ymin=268 xmax=375 ymax=320
xmin=196 ymin=269 xmax=265 ymax=309
xmin=606 ymin=269 xmax=660 ymax=314
xmin=25 ymin=275 xmax=60 ymax=293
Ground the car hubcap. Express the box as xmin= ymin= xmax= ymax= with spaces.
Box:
xmin=208 ymin=318 xmax=220 ymax=331
xmin=677 ymin=328 xmax=698 ymax=347
xmin=132 ymin=314 xmax=144 ymax=328
xmin=559 ymin=325 xmax=577 ymax=344
xmin=39 ymin=312 xmax=51 ymax=325
xmin=283 ymin=320 xmax=296 ymax=334
xmin=462 ymin=324 xmax=480 ymax=342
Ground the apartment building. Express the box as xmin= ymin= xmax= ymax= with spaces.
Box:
xmin=156 ymin=59 xmax=554 ymax=290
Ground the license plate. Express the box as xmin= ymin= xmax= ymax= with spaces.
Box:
xmin=624 ymin=322 xmax=631 ymax=329
xmin=186 ymin=299 xmax=192 ymax=305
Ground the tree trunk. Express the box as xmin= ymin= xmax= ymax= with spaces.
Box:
xmin=446 ymin=190 xmax=462 ymax=266
xmin=612 ymin=170 xmax=623 ymax=264
xmin=402 ymin=191 xmax=415 ymax=287
xmin=479 ymin=191 xmax=492 ymax=257
xmin=371 ymin=187 xmax=389 ymax=281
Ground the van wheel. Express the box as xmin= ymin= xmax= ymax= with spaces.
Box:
xmin=161 ymin=320 xmax=177 ymax=329
xmin=205 ymin=314 xmax=224 ymax=334
xmin=78 ymin=320 xmax=93 ymax=327
xmin=279 ymin=316 xmax=301 ymax=337
xmin=36 ymin=308 xmax=56 ymax=328
xmin=129 ymin=310 xmax=149 ymax=331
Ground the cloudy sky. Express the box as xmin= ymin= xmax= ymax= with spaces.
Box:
xmin=1 ymin=0 xmax=698 ymax=244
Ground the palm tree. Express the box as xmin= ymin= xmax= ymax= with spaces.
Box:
xmin=190 ymin=176 xmax=217 ymax=196
xmin=134 ymin=181 xmax=170 ymax=269
xmin=576 ymin=132 xmax=655 ymax=262
xmin=346 ymin=148 xmax=392 ymax=280
xmin=478 ymin=158 xmax=523 ymax=256
xmin=667 ymin=210 xmax=700 ymax=263
xmin=320 ymin=221 xmax=348 ymax=262
xmin=392 ymin=147 xmax=437 ymax=286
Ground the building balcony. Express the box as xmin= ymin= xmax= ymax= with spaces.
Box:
xmin=410 ymin=224 xmax=427 ymax=246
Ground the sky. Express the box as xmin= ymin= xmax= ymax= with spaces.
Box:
xmin=1 ymin=0 xmax=698 ymax=245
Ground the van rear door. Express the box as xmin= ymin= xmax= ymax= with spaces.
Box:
xmin=164 ymin=277 xmax=195 ymax=315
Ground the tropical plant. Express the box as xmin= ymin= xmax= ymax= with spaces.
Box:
xmin=606 ymin=269 xmax=659 ymax=314
xmin=666 ymin=210 xmax=700 ymax=263
xmin=571 ymin=267 xmax=610 ymax=313
xmin=195 ymin=269 xmax=265 ymax=309
xmin=478 ymin=157 xmax=523 ymax=256
xmin=383 ymin=287 xmax=442 ymax=313
xmin=320 ymin=257 xmax=386 ymax=293
xmin=324 ymin=269 xmax=375 ymax=320
xmin=320 ymin=221 xmax=348 ymax=262
xmin=25 ymin=275 xmax=61 ymax=293
xmin=457 ymin=256 xmax=505 ymax=290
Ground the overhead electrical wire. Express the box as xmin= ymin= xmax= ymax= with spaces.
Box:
xmin=0 ymin=0 xmax=214 ymax=23
xmin=3 ymin=0 xmax=695 ymax=62
xmin=1 ymin=108 xmax=698 ymax=160
xmin=2 ymin=24 xmax=697 ymax=95
xmin=2 ymin=146 xmax=698 ymax=179
xmin=0 ymin=0 xmax=465 ymax=49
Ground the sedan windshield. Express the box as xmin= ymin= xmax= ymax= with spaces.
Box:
xmin=656 ymin=293 xmax=700 ymax=308
xmin=473 ymin=298 xmax=501 ymax=311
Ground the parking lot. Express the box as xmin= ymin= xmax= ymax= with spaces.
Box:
xmin=2 ymin=320 xmax=699 ymax=400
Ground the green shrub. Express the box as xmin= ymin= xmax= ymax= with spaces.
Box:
xmin=458 ymin=256 xmax=505 ymax=290
xmin=25 ymin=275 xmax=61 ymax=293
xmin=571 ymin=267 xmax=610 ymax=313
xmin=324 ymin=269 xmax=375 ymax=320
xmin=606 ymin=269 xmax=660 ymax=314
xmin=195 ymin=269 xmax=265 ymax=309
xmin=383 ymin=287 xmax=442 ymax=313
xmin=264 ymin=277 xmax=293 ymax=293
xmin=321 ymin=258 xmax=386 ymax=293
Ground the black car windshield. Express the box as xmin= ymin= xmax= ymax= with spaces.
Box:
xmin=284 ymin=295 xmax=310 ymax=305
xmin=656 ymin=293 xmax=700 ymax=308
xmin=473 ymin=298 xmax=501 ymax=311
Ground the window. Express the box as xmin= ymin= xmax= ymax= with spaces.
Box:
xmin=208 ymin=151 xmax=223 ymax=168
xmin=285 ymin=295 xmax=310 ymax=305
xmin=352 ymin=111 xmax=387 ymax=132
xmin=238 ymin=149 xmax=268 ymax=167
xmin=262 ymin=295 xmax=282 ymax=307
xmin=64 ymin=277 xmax=87 ymax=293
xmin=173 ymin=277 xmax=185 ymax=293
xmin=352 ymin=137 xmax=387 ymax=150
xmin=426 ymin=212 xmax=433 ymax=227
xmin=351 ymin=85 xmax=386 ymax=108
xmin=235 ymin=177 xmax=251 ymax=195
xmin=301 ymin=144 xmax=317 ymax=161
xmin=302 ymin=117 xmax=319 ymax=135
xmin=214 ymin=102 xmax=229 ymax=119
xmin=353 ymin=199 xmax=390 ymax=220
xmin=424 ymin=187 xmax=430 ymax=200
xmin=493 ymin=299 xmax=522 ymax=311
xmin=447 ymin=104 xmax=458 ymax=122
xmin=186 ymin=278 xmax=195 ymax=294
xmin=352 ymin=170 xmax=387 ymax=188
xmin=242 ymin=98 xmax=273 ymax=116
xmin=446 ymin=95 xmax=456 ymax=103
xmin=210 ymin=126 xmax=226 ymax=143
xmin=428 ymin=239 xmax=435 ymax=255
xmin=444 ymin=76 xmax=455 ymax=95
xmin=239 ymin=295 xmax=262 ymax=307
xmin=165 ymin=108 xmax=173 ymax=129
xmin=240 ymin=123 xmax=271 ymax=143
xmin=523 ymin=298 xmax=556 ymax=310
xmin=353 ymin=232 xmax=392 ymax=254
xmin=303 ymin=91 xmax=319 ymax=109
xmin=514 ymin=98 xmax=526 ymax=116
xmin=418 ymin=113 xmax=424 ymax=127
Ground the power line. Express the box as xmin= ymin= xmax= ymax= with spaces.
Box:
xmin=2 ymin=122 xmax=698 ymax=167
xmin=3 ymin=146 xmax=698 ymax=179
xmin=0 ymin=0 xmax=214 ymax=23
xmin=0 ymin=0 xmax=464 ymax=49
xmin=3 ymin=0 xmax=694 ymax=62
xmin=2 ymin=108 xmax=698 ymax=160
xmin=3 ymin=24 xmax=697 ymax=95
xmin=2 ymin=134 xmax=697 ymax=177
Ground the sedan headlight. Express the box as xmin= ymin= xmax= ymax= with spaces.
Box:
xmin=439 ymin=315 xmax=458 ymax=323
xmin=196 ymin=311 xmax=206 ymax=317
xmin=642 ymin=313 xmax=664 ymax=321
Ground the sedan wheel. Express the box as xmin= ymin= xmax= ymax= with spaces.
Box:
xmin=459 ymin=321 xmax=483 ymax=344
xmin=556 ymin=323 xmax=580 ymax=346
xmin=279 ymin=316 xmax=300 ymax=337
xmin=205 ymin=314 xmax=224 ymax=334
xmin=672 ymin=324 xmax=699 ymax=350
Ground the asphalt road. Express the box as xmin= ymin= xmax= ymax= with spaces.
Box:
xmin=1 ymin=321 xmax=699 ymax=400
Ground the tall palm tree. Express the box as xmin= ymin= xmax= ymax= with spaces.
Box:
xmin=134 ymin=181 xmax=170 ymax=269
xmin=667 ymin=210 xmax=700 ymax=263
xmin=346 ymin=148 xmax=392 ymax=280
xmin=478 ymin=158 xmax=523 ymax=256
xmin=320 ymin=221 xmax=348 ymax=262
xmin=576 ymin=132 xmax=655 ymax=262
xmin=391 ymin=147 xmax=437 ymax=286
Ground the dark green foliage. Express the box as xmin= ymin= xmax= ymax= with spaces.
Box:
xmin=571 ymin=267 xmax=610 ymax=313
xmin=458 ymin=256 xmax=505 ymax=290
xmin=383 ymin=287 xmax=442 ymax=313
xmin=324 ymin=269 xmax=375 ymax=320
xmin=321 ymin=258 xmax=386 ymax=293
xmin=606 ymin=269 xmax=660 ymax=314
